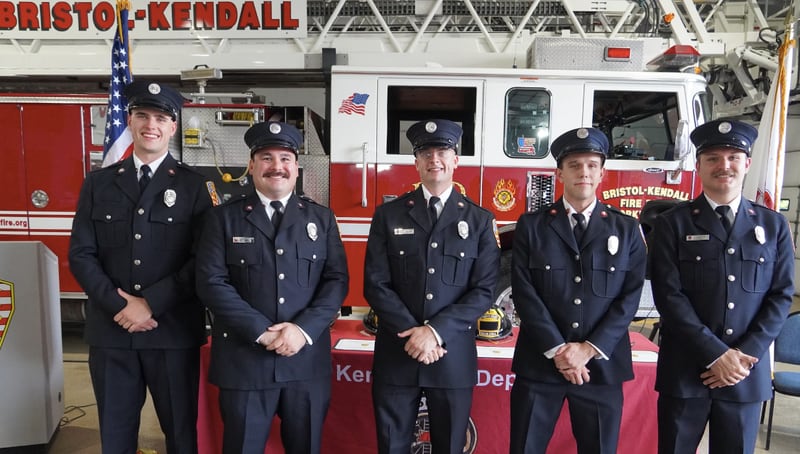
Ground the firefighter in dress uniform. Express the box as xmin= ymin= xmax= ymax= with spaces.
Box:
xmin=509 ymin=127 xmax=647 ymax=454
xmin=364 ymin=119 xmax=500 ymax=454
xmin=195 ymin=121 xmax=348 ymax=454
xmin=69 ymin=80 xmax=214 ymax=454
xmin=650 ymin=119 xmax=794 ymax=454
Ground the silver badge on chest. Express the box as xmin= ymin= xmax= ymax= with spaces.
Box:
xmin=307 ymin=222 xmax=318 ymax=241
xmin=754 ymin=225 xmax=766 ymax=245
xmin=607 ymin=235 xmax=619 ymax=255
xmin=164 ymin=189 xmax=177 ymax=207
xmin=457 ymin=221 xmax=469 ymax=239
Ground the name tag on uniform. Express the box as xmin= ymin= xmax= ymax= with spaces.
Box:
xmin=232 ymin=236 xmax=255 ymax=243
xmin=686 ymin=234 xmax=710 ymax=241
xmin=394 ymin=228 xmax=414 ymax=235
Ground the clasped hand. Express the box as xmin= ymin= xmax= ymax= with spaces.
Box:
xmin=554 ymin=342 xmax=596 ymax=385
xmin=700 ymin=348 xmax=758 ymax=389
xmin=113 ymin=288 xmax=158 ymax=333
xmin=399 ymin=326 xmax=447 ymax=365
xmin=259 ymin=322 xmax=307 ymax=357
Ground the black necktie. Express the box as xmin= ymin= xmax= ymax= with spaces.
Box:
xmin=715 ymin=205 xmax=732 ymax=234
xmin=573 ymin=213 xmax=586 ymax=244
xmin=270 ymin=201 xmax=284 ymax=229
xmin=429 ymin=196 xmax=440 ymax=226
xmin=139 ymin=164 xmax=151 ymax=194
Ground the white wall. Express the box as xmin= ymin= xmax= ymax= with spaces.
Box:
xmin=781 ymin=116 xmax=800 ymax=295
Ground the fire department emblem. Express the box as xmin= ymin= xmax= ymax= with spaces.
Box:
xmin=492 ymin=179 xmax=517 ymax=212
xmin=412 ymin=396 xmax=478 ymax=454
xmin=0 ymin=279 xmax=15 ymax=351
xmin=148 ymin=83 xmax=161 ymax=94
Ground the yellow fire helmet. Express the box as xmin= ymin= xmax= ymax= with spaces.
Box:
xmin=476 ymin=305 xmax=513 ymax=341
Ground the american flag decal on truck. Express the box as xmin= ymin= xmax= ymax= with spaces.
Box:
xmin=338 ymin=93 xmax=369 ymax=115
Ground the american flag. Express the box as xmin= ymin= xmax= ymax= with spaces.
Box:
xmin=743 ymin=17 xmax=796 ymax=210
xmin=338 ymin=92 xmax=369 ymax=116
xmin=101 ymin=0 xmax=134 ymax=167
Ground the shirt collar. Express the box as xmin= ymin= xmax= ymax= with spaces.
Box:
xmin=704 ymin=194 xmax=741 ymax=217
xmin=133 ymin=152 xmax=169 ymax=177
xmin=563 ymin=198 xmax=597 ymax=226
xmin=422 ymin=184 xmax=454 ymax=207
xmin=256 ymin=191 xmax=292 ymax=216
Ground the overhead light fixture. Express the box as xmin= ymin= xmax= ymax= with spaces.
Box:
xmin=180 ymin=65 xmax=222 ymax=81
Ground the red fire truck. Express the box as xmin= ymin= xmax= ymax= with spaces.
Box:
xmin=1 ymin=42 xmax=708 ymax=318
xmin=326 ymin=63 xmax=708 ymax=314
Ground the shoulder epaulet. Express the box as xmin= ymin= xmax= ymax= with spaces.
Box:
xmin=531 ymin=202 xmax=558 ymax=216
xmin=94 ymin=160 xmax=124 ymax=175
xmin=298 ymin=193 xmax=319 ymax=205
xmin=173 ymin=160 xmax=205 ymax=176
xmin=605 ymin=204 xmax=622 ymax=214
xmin=461 ymin=193 xmax=480 ymax=207
xmin=396 ymin=190 xmax=415 ymax=201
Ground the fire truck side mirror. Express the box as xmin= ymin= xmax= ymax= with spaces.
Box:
xmin=672 ymin=119 xmax=692 ymax=164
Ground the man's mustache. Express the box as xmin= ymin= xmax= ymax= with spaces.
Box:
xmin=262 ymin=171 xmax=289 ymax=178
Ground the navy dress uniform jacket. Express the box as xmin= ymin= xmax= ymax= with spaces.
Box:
xmin=196 ymin=192 xmax=348 ymax=389
xmin=364 ymin=187 xmax=500 ymax=389
xmin=511 ymin=199 xmax=646 ymax=384
xmin=650 ymin=195 xmax=794 ymax=402
xmin=69 ymin=154 xmax=213 ymax=348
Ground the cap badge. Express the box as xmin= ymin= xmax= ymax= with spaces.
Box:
xmin=458 ymin=221 xmax=469 ymax=239
xmin=269 ymin=123 xmax=282 ymax=134
xmin=576 ymin=128 xmax=589 ymax=139
xmin=307 ymin=222 xmax=318 ymax=241
xmin=163 ymin=189 xmax=177 ymax=207
xmin=425 ymin=121 xmax=438 ymax=133
xmin=148 ymin=83 xmax=161 ymax=95
xmin=718 ymin=121 xmax=732 ymax=134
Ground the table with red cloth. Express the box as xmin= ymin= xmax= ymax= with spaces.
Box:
xmin=197 ymin=319 xmax=659 ymax=454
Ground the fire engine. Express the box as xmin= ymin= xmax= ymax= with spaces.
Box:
xmin=183 ymin=40 xmax=709 ymax=317
xmin=1 ymin=38 xmax=711 ymax=319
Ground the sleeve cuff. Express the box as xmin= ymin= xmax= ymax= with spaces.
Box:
xmin=586 ymin=341 xmax=609 ymax=360
xmin=296 ymin=324 xmax=313 ymax=345
xmin=424 ymin=322 xmax=443 ymax=346
xmin=544 ymin=343 xmax=565 ymax=359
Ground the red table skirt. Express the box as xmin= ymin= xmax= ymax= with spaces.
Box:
xmin=197 ymin=320 xmax=659 ymax=454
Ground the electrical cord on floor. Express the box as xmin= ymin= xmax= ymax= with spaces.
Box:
xmin=59 ymin=404 xmax=96 ymax=427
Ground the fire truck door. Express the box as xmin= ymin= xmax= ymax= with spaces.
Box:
xmin=20 ymin=104 xmax=90 ymax=295
xmin=0 ymin=104 xmax=29 ymax=240
xmin=373 ymin=79 xmax=485 ymax=204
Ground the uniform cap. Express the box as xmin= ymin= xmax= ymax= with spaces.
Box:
xmin=690 ymin=119 xmax=757 ymax=156
xmin=244 ymin=121 xmax=303 ymax=155
xmin=551 ymin=127 xmax=609 ymax=163
xmin=125 ymin=80 xmax=185 ymax=120
xmin=406 ymin=119 xmax=463 ymax=153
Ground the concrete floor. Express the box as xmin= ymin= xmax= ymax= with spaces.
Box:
xmin=27 ymin=313 xmax=800 ymax=453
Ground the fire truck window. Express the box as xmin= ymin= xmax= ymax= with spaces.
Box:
xmin=89 ymin=105 xmax=108 ymax=169
xmin=504 ymin=89 xmax=550 ymax=158
xmin=593 ymin=90 xmax=680 ymax=161
xmin=385 ymin=86 xmax=476 ymax=157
